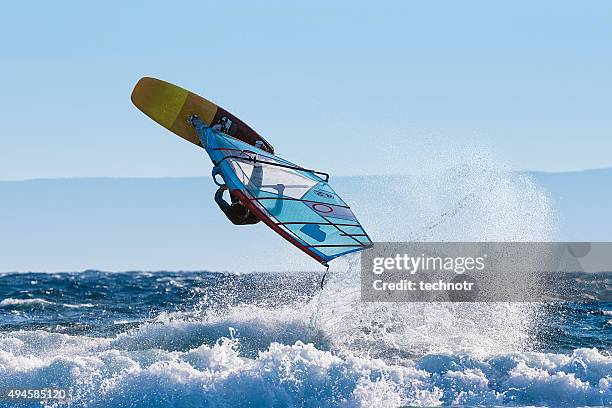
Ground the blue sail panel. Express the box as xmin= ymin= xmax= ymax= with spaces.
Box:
xmin=207 ymin=128 xmax=373 ymax=265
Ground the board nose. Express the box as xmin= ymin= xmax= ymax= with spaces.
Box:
xmin=131 ymin=77 xmax=189 ymax=129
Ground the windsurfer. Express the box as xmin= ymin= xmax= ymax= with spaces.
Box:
xmin=214 ymin=185 xmax=261 ymax=225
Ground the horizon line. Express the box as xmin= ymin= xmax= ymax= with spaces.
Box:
xmin=1 ymin=166 xmax=612 ymax=183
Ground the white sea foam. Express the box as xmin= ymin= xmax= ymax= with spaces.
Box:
xmin=61 ymin=303 xmax=96 ymax=309
xmin=0 ymin=298 xmax=96 ymax=309
xmin=0 ymin=324 xmax=610 ymax=407
xmin=0 ymin=298 xmax=54 ymax=307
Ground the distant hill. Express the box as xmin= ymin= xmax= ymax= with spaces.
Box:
xmin=1 ymin=169 xmax=610 ymax=272
xmin=530 ymin=168 xmax=612 ymax=241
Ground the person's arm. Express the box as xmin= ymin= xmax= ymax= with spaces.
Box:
xmin=215 ymin=186 xmax=246 ymax=225
xmin=215 ymin=186 xmax=232 ymax=213
xmin=268 ymin=184 xmax=286 ymax=216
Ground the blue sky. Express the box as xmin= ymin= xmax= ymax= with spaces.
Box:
xmin=1 ymin=1 xmax=611 ymax=180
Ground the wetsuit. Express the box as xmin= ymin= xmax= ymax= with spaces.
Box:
xmin=214 ymin=187 xmax=260 ymax=225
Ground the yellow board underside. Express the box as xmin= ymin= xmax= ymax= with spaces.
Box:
xmin=131 ymin=77 xmax=218 ymax=147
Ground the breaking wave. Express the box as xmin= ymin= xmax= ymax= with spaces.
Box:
xmin=0 ymin=309 xmax=610 ymax=407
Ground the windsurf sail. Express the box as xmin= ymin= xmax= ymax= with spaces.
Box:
xmin=198 ymin=124 xmax=373 ymax=266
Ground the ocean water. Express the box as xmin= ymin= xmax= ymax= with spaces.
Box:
xmin=0 ymin=270 xmax=610 ymax=407
xmin=1 ymin=155 xmax=610 ymax=407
